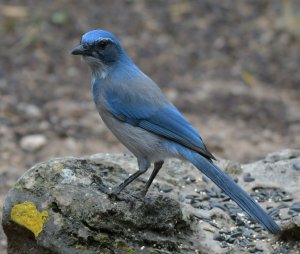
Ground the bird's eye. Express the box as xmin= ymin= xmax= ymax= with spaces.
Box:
xmin=82 ymin=43 xmax=89 ymax=49
xmin=96 ymin=40 xmax=109 ymax=49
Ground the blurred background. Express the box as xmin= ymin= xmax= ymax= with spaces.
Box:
xmin=0 ymin=0 xmax=300 ymax=251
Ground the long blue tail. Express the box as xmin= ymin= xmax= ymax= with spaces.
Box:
xmin=178 ymin=147 xmax=281 ymax=234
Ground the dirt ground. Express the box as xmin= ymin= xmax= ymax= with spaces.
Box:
xmin=1 ymin=0 xmax=300 ymax=252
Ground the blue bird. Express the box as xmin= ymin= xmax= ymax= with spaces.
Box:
xmin=71 ymin=30 xmax=281 ymax=234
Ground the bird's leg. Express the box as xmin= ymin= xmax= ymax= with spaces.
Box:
xmin=141 ymin=160 xmax=164 ymax=197
xmin=97 ymin=158 xmax=150 ymax=195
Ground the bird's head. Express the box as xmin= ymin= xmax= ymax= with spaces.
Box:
xmin=71 ymin=30 xmax=125 ymax=78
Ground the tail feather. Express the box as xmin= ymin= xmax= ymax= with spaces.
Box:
xmin=178 ymin=147 xmax=281 ymax=234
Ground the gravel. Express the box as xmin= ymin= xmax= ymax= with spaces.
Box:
xmin=186 ymin=169 xmax=299 ymax=252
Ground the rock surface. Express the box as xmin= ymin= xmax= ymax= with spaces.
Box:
xmin=2 ymin=150 xmax=300 ymax=253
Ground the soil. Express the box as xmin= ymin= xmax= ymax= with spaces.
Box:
xmin=1 ymin=0 xmax=300 ymax=252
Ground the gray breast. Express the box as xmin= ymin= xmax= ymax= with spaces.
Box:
xmin=100 ymin=108 xmax=170 ymax=162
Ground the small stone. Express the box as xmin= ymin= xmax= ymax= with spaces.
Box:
xmin=160 ymin=185 xmax=173 ymax=193
xmin=288 ymin=210 xmax=298 ymax=217
xmin=279 ymin=208 xmax=290 ymax=220
xmin=209 ymin=220 xmax=219 ymax=228
xmin=255 ymin=235 xmax=267 ymax=240
xmin=226 ymin=236 xmax=235 ymax=244
xmin=239 ymin=239 xmax=250 ymax=248
xmin=182 ymin=174 xmax=196 ymax=184
xmin=209 ymin=200 xmax=226 ymax=211
xmin=204 ymin=187 xmax=215 ymax=197
xmin=282 ymin=196 xmax=293 ymax=202
xmin=268 ymin=207 xmax=279 ymax=218
xmin=289 ymin=202 xmax=300 ymax=212
xmin=202 ymin=195 xmax=210 ymax=201
xmin=277 ymin=204 xmax=289 ymax=209
xmin=20 ymin=134 xmax=47 ymax=152
xmin=230 ymin=231 xmax=242 ymax=238
xmin=222 ymin=196 xmax=231 ymax=202
xmin=243 ymin=173 xmax=255 ymax=182
xmin=235 ymin=216 xmax=246 ymax=226
xmin=194 ymin=213 xmax=212 ymax=224
xmin=292 ymin=162 xmax=300 ymax=171
xmin=185 ymin=194 xmax=198 ymax=199
xmin=249 ymin=247 xmax=263 ymax=253
xmin=17 ymin=103 xmax=42 ymax=118
xmin=242 ymin=228 xmax=253 ymax=238
xmin=253 ymin=224 xmax=264 ymax=232
xmin=213 ymin=232 xmax=224 ymax=241
xmin=220 ymin=241 xmax=228 ymax=248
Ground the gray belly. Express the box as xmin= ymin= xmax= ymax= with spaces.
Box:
xmin=99 ymin=109 xmax=172 ymax=162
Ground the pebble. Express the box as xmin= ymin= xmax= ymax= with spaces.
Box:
xmin=161 ymin=186 xmax=173 ymax=193
xmin=267 ymin=207 xmax=279 ymax=218
xmin=253 ymin=224 xmax=264 ymax=232
xmin=279 ymin=208 xmax=290 ymax=220
xmin=226 ymin=236 xmax=235 ymax=244
xmin=242 ymin=228 xmax=253 ymax=238
xmin=17 ymin=103 xmax=42 ymax=118
xmin=230 ymin=231 xmax=242 ymax=238
xmin=222 ymin=196 xmax=231 ymax=202
xmin=249 ymin=247 xmax=263 ymax=253
xmin=220 ymin=242 xmax=228 ymax=248
xmin=287 ymin=210 xmax=298 ymax=217
xmin=293 ymin=162 xmax=300 ymax=171
xmin=243 ymin=173 xmax=255 ymax=182
xmin=254 ymin=235 xmax=267 ymax=240
xmin=213 ymin=232 xmax=224 ymax=241
xmin=194 ymin=213 xmax=210 ymax=223
xmin=185 ymin=194 xmax=198 ymax=199
xmin=182 ymin=174 xmax=196 ymax=184
xmin=209 ymin=200 xmax=226 ymax=211
xmin=202 ymin=195 xmax=210 ymax=201
xmin=277 ymin=204 xmax=290 ymax=209
xmin=20 ymin=134 xmax=47 ymax=152
xmin=289 ymin=202 xmax=300 ymax=212
xmin=282 ymin=196 xmax=293 ymax=202
xmin=239 ymin=239 xmax=249 ymax=248
xmin=235 ymin=216 xmax=246 ymax=226
xmin=194 ymin=213 xmax=219 ymax=228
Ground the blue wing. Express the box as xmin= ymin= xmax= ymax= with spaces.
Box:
xmin=104 ymin=85 xmax=215 ymax=160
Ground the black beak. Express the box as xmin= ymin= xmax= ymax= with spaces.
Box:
xmin=70 ymin=45 xmax=90 ymax=55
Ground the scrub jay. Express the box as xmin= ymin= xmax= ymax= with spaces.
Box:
xmin=71 ymin=30 xmax=281 ymax=234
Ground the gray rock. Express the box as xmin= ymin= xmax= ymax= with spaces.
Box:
xmin=2 ymin=154 xmax=213 ymax=254
xmin=2 ymin=150 xmax=300 ymax=253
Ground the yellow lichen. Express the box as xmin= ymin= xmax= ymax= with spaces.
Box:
xmin=10 ymin=201 xmax=48 ymax=237
xmin=14 ymin=183 xmax=21 ymax=189
xmin=52 ymin=163 xmax=64 ymax=171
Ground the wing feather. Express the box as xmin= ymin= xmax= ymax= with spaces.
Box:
xmin=104 ymin=79 xmax=215 ymax=161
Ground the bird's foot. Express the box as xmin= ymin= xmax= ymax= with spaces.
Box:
xmin=136 ymin=188 xmax=149 ymax=198
xmin=92 ymin=175 xmax=120 ymax=196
